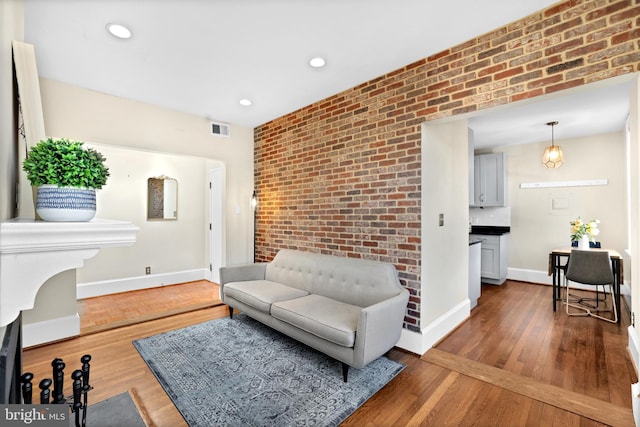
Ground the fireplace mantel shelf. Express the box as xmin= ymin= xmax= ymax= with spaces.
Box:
xmin=0 ymin=218 xmax=139 ymax=327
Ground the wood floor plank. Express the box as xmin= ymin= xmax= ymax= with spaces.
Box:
xmin=79 ymin=280 xmax=221 ymax=335
xmin=406 ymin=371 xmax=459 ymax=426
xmin=422 ymin=347 xmax=634 ymax=427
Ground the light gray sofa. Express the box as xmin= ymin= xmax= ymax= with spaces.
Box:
xmin=219 ymin=249 xmax=409 ymax=381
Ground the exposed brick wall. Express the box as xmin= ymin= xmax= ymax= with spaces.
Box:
xmin=254 ymin=0 xmax=640 ymax=332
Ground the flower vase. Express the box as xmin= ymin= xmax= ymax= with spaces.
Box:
xmin=578 ymin=235 xmax=590 ymax=250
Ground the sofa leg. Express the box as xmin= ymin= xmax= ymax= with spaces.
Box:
xmin=342 ymin=363 xmax=349 ymax=382
xmin=228 ymin=305 xmax=234 ymax=319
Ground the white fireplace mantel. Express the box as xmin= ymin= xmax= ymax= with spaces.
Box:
xmin=0 ymin=218 xmax=139 ymax=327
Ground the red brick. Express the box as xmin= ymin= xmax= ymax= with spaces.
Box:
xmin=611 ymin=29 xmax=640 ymax=45
xmin=527 ymin=75 xmax=563 ymax=90
xmin=567 ymin=63 xmax=609 ymax=79
xmin=464 ymin=59 xmax=491 ymax=73
xmin=495 ymin=66 xmax=524 ymax=81
xmin=509 ymin=70 xmax=543 ymax=85
xmin=526 ymin=55 xmax=562 ymax=71
xmin=545 ymin=78 xmax=584 ymax=94
xmin=588 ymin=41 xmax=635 ymax=62
xmin=465 ymin=76 xmax=493 ymax=88
xmin=544 ymin=0 xmax=581 ymax=18
xmin=567 ymin=40 xmax=609 ymax=59
xmin=545 ymin=38 xmax=584 ymax=56
xmin=610 ymin=5 xmax=640 ymax=24
xmin=585 ymin=1 xmax=630 ymax=22
xmin=479 ymin=63 xmax=508 ymax=77
xmin=585 ymin=20 xmax=629 ymax=43
xmin=544 ymin=17 xmax=583 ymax=37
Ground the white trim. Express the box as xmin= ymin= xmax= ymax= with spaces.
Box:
xmin=519 ymin=179 xmax=608 ymax=189
xmin=508 ymin=267 xmax=631 ymax=297
xmin=23 ymin=313 xmax=80 ymax=348
xmin=507 ymin=267 xmax=552 ymax=285
xmin=396 ymin=299 xmax=470 ymax=355
xmin=77 ymin=268 xmax=209 ymax=299
xmin=0 ymin=218 xmax=138 ymax=326
xmin=629 ymin=326 xmax=640 ymax=376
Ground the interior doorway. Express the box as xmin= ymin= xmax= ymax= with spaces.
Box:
xmin=209 ymin=167 xmax=224 ymax=283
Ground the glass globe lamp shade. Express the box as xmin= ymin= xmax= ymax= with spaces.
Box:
xmin=542 ymin=144 xmax=563 ymax=168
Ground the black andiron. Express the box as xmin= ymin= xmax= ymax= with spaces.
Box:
xmin=20 ymin=354 xmax=93 ymax=427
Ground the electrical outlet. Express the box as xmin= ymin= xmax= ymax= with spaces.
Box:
xmin=145 ymin=266 xmax=151 ymax=275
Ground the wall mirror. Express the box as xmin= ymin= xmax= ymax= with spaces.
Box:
xmin=147 ymin=176 xmax=178 ymax=220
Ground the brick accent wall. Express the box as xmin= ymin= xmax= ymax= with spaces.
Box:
xmin=254 ymin=0 xmax=640 ymax=332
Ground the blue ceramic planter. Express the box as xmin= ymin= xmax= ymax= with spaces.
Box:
xmin=36 ymin=185 xmax=96 ymax=222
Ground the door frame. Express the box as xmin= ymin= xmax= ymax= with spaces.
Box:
xmin=209 ymin=167 xmax=224 ymax=283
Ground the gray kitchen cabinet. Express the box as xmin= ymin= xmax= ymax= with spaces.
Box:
xmin=469 ymin=240 xmax=481 ymax=309
xmin=469 ymin=233 xmax=509 ymax=285
xmin=473 ymin=153 xmax=507 ymax=207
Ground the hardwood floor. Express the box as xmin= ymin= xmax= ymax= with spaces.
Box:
xmin=24 ymin=280 xmax=637 ymax=426
xmin=79 ymin=280 xmax=222 ymax=335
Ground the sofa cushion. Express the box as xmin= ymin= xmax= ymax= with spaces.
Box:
xmin=265 ymin=249 xmax=402 ymax=307
xmin=224 ymin=280 xmax=309 ymax=313
xmin=271 ymin=294 xmax=361 ymax=347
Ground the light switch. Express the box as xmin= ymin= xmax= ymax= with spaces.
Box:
xmin=439 ymin=213 xmax=444 ymax=226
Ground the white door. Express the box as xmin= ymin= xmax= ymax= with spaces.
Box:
xmin=209 ymin=168 xmax=223 ymax=283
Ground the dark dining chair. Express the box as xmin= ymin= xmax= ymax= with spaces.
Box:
xmin=564 ymin=249 xmax=617 ymax=323
xmin=559 ymin=241 xmax=604 ymax=306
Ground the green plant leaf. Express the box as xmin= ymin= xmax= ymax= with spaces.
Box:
xmin=22 ymin=137 xmax=110 ymax=189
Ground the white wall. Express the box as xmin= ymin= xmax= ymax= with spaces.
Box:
xmin=34 ymin=78 xmax=255 ymax=272
xmin=78 ymin=144 xmax=213 ymax=283
xmin=627 ymin=75 xmax=640 ymax=372
xmin=496 ymin=131 xmax=626 ymax=274
xmin=398 ymin=119 xmax=471 ymax=354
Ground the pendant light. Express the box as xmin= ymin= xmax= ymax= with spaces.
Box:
xmin=542 ymin=121 xmax=563 ymax=168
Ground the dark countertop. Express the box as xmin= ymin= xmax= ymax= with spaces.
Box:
xmin=470 ymin=225 xmax=511 ymax=235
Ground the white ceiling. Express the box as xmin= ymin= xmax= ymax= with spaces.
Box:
xmin=469 ymin=78 xmax=632 ymax=150
xmin=23 ymin=0 xmax=631 ymax=147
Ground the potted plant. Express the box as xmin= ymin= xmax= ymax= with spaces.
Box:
xmin=22 ymin=137 xmax=110 ymax=221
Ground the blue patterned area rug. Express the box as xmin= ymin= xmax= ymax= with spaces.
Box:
xmin=133 ymin=314 xmax=404 ymax=426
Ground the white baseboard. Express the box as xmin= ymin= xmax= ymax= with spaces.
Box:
xmin=23 ymin=313 xmax=80 ymax=348
xmin=77 ymin=268 xmax=209 ymax=299
xmin=396 ymin=299 xmax=471 ymax=355
xmin=508 ymin=267 xmax=631 ymax=297
xmin=507 ymin=267 xmax=552 ymax=285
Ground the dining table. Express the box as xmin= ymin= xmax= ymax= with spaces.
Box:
xmin=548 ymin=246 xmax=623 ymax=324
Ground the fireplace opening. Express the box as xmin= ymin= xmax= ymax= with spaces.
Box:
xmin=0 ymin=314 xmax=22 ymax=404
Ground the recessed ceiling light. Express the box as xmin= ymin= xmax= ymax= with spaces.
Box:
xmin=239 ymin=99 xmax=252 ymax=106
xmin=106 ymin=23 xmax=132 ymax=39
xmin=309 ymin=57 xmax=326 ymax=68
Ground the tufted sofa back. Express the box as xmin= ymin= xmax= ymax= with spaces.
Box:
xmin=265 ymin=249 xmax=403 ymax=307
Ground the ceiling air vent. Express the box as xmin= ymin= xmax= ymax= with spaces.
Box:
xmin=211 ymin=121 xmax=230 ymax=137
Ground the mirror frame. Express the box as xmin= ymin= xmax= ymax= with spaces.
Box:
xmin=147 ymin=176 xmax=178 ymax=220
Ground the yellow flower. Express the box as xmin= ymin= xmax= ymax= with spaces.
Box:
xmin=570 ymin=216 xmax=600 ymax=242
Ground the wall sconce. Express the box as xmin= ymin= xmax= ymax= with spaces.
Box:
xmin=251 ymin=190 xmax=257 ymax=262
xmin=251 ymin=191 xmax=257 ymax=211
xmin=542 ymin=121 xmax=563 ymax=168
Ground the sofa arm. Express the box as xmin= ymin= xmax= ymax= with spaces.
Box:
xmin=219 ymin=263 xmax=268 ymax=298
xmin=219 ymin=263 xmax=268 ymax=285
xmin=352 ymin=289 xmax=409 ymax=368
